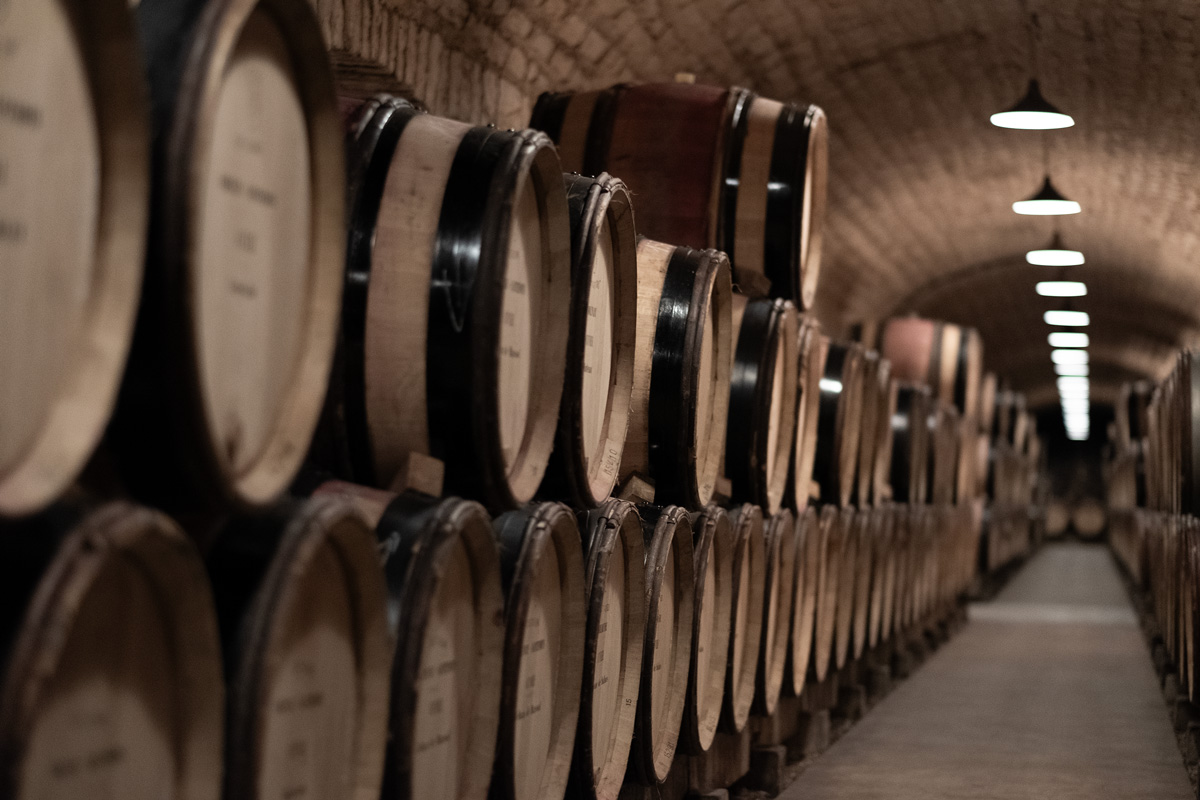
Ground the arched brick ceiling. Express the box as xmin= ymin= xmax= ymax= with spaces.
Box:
xmin=318 ymin=0 xmax=1200 ymax=407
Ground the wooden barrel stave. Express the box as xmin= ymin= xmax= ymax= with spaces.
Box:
xmin=722 ymin=504 xmax=765 ymax=732
xmin=812 ymin=340 xmax=865 ymax=508
xmin=755 ymin=509 xmax=797 ymax=714
xmin=788 ymin=317 xmax=828 ymax=510
xmin=491 ymin=503 xmax=586 ymax=800
xmin=0 ymin=501 xmax=224 ymax=800
xmin=850 ymin=508 xmax=875 ymax=660
xmin=207 ymin=497 xmax=392 ymax=800
xmin=832 ymin=508 xmax=860 ymax=670
xmin=574 ymin=500 xmax=647 ymax=800
xmin=0 ymin=0 xmax=149 ymax=515
xmin=787 ymin=506 xmax=820 ymax=696
xmin=810 ymin=505 xmax=841 ymax=683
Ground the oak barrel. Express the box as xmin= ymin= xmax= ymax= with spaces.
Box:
xmin=788 ymin=317 xmax=828 ymax=509
xmin=929 ymin=404 xmax=961 ymax=506
xmin=872 ymin=369 xmax=900 ymax=505
xmin=850 ymin=508 xmax=876 ymax=659
xmin=880 ymin=316 xmax=984 ymax=420
xmin=116 ymin=0 xmax=345 ymax=510
xmin=333 ymin=96 xmax=570 ymax=510
xmin=867 ymin=506 xmax=897 ymax=648
xmin=832 ymin=508 xmax=861 ymax=669
xmin=0 ymin=0 xmax=148 ymax=515
xmin=491 ymin=503 xmax=586 ymax=800
xmin=722 ymin=504 xmax=765 ymax=732
xmin=541 ymin=173 xmax=638 ymax=508
xmin=682 ymin=506 xmax=734 ymax=753
xmin=754 ymin=509 xmax=797 ymax=715
xmin=630 ymin=505 xmax=695 ymax=784
xmin=207 ymin=497 xmax=391 ymax=800
xmin=0 ymin=502 xmax=223 ymax=800
xmin=726 ymin=295 xmax=800 ymax=513
xmin=812 ymin=340 xmax=865 ymax=507
xmin=889 ymin=383 xmax=932 ymax=504
xmin=811 ymin=505 xmax=841 ymax=682
xmin=622 ymin=239 xmax=732 ymax=509
xmin=312 ymin=481 xmax=505 ymax=800
xmin=574 ymin=500 xmax=647 ymax=800
xmin=531 ymin=83 xmax=829 ymax=309
xmin=787 ymin=506 xmax=820 ymax=695
xmin=854 ymin=352 xmax=883 ymax=506
xmin=1072 ymin=499 xmax=1107 ymax=540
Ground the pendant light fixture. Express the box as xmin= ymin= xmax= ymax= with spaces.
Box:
xmin=1013 ymin=176 xmax=1081 ymax=215
xmin=1027 ymin=232 xmax=1084 ymax=265
xmin=991 ymin=79 xmax=1075 ymax=130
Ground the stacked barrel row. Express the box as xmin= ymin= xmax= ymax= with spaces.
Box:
xmin=1 ymin=2 xmax=996 ymax=800
xmin=1106 ymin=356 xmax=1200 ymax=702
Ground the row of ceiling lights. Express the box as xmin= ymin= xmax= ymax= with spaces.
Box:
xmin=992 ymin=75 xmax=1089 ymax=440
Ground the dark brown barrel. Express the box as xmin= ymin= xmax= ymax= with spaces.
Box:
xmin=541 ymin=173 xmax=638 ymax=508
xmin=755 ymin=509 xmax=797 ymax=715
xmin=0 ymin=0 xmax=148 ymax=516
xmin=812 ymin=340 xmax=865 ymax=507
xmin=115 ymin=0 xmax=344 ymax=511
xmin=0 ymin=502 xmax=223 ymax=800
xmin=682 ymin=506 xmax=734 ymax=753
xmin=575 ymin=500 xmax=646 ymax=800
xmin=789 ymin=317 xmax=828 ymax=508
xmin=324 ymin=97 xmax=570 ymax=512
xmin=725 ymin=296 xmax=800 ymax=513
xmin=868 ymin=506 xmax=897 ymax=648
xmin=531 ymin=83 xmax=829 ymax=310
xmin=811 ymin=505 xmax=841 ymax=682
xmin=880 ymin=316 xmax=984 ymax=420
xmin=872 ymin=370 xmax=900 ymax=504
xmin=313 ymin=482 xmax=505 ymax=800
xmin=833 ymin=508 xmax=860 ymax=670
xmin=622 ymin=240 xmax=732 ymax=509
xmin=723 ymin=504 xmax=765 ymax=732
xmin=630 ymin=505 xmax=695 ymax=785
xmin=207 ymin=498 xmax=391 ymax=800
xmin=890 ymin=383 xmax=932 ymax=504
xmin=491 ymin=504 xmax=586 ymax=800
xmin=788 ymin=506 xmax=821 ymax=695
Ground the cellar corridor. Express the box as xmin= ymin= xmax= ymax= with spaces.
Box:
xmin=780 ymin=543 xmax=1191 ymax=800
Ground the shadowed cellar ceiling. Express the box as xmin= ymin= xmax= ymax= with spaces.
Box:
xmin=315 ymin=0 xmax=1200 ymax=408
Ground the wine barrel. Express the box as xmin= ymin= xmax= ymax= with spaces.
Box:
xmin=312 ymin=482 xmax=505 ymax=800
xmin=722 ymin=504 xmax=765 ymax=733
xmin=788 ymin=506 xmax=821 ymax=695
xmin=979 ymin=372 xmax=998 ymax=436
xmin=630 ymin=505 xmax=695 ymax=784
xmin=531 ymin=83 xmax=829 ymax=309
xmin=880 ymin=317 xmax=984 ymax=420
xmin=726 ymin=295 xmax=800 ymax=513
xmin=854 ymin=352 xmax=883 ymax=507
xmin=113 ymin=0 xmax=344 ymax=511
xmin=574 ymin=500 xmax=647 ymax=800
xmin=682 ymin=506 xmax=734 ymax=753
xmin=491 ymin=504 xmax=586 ymax=800
xmin=1072 ymin=499 xmax=1107 ymax=540
xmin=811 ymin=505 xmax=841 ymax=682
xmin=872 ymin=370 xmax=900 ymax=505
xmin=0 ymin=0 xmax=148 ymax=515
xmin=812 ymin=340 xmax=865 ymax=507
xmin=541 ymin=173 xmax=637 ymax=508
xmin=755 ymin=509 xmax=798 ymax=715
xmin=329 ymin=96 xmax=570 ymax=511
xmin=833 ymin=508 xmax=861 ymax=670
xmin=622 ymin=239 xmax=732 ymax=509
xmin=929 ymin=404 xmax=961 ymax=507
xmin=871 ymin=506 xmax=899 ymax=647
xmin=0 ymin=502 xmax=223 ymax=800
xmin=890 ymin=384 xmax=932 ymax=503
xmin=207 ymin=498 xmax=391 ymax=800
xmin=850 ymin=508 xmax=876 ymax=660
xmin=789 ymin=317 xmax=828 ymax=508
xmin=1045 ymin=499 xmax=1070 ymax=539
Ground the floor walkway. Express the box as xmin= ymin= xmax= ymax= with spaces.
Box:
xmin=780 ymin=542 xmax=1193 ymax=799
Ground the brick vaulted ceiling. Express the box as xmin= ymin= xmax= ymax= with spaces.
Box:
xmin=317 ymin=0 xmax=1200 ymax=408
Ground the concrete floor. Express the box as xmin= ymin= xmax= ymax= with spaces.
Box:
xmin=780 ymin=543 xmax=1192 ymax=800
